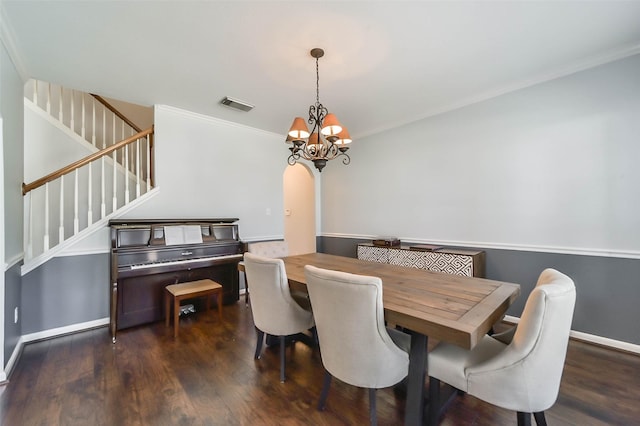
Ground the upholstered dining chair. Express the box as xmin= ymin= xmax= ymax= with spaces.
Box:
xmin=243 ymin=252 xmax=315 ymax=383
xmin=241 ymin=240 xmax=290 ymax=306
xmin=304 ymin=265 xmax=410 ymax=426
xmin=427 ymin=268 xmax=576 ymax=426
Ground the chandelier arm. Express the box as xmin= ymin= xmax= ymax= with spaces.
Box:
xmin=298 ymin=146 xmax=313 ymax=161
xmin=324 ymin=143 xmax=339 ymax=159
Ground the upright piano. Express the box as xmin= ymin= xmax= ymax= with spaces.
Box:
xmin=109 ymin=218 xmax=243 ymax=342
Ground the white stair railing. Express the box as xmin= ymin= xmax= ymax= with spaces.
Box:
xmin=23 ymin=116 xmax=154 ymax=261
xmin=24 ymin=80 xmax=155 ymax=262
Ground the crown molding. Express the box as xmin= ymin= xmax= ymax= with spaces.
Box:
xmin=0 ymin=3 xmax=29 ymax=81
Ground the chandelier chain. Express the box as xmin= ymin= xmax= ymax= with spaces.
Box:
xmin=315 ymin=56 xmax=320 ymax=106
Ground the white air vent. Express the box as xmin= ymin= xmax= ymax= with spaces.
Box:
xmin=220 ymin=96 xmax=254 ymax=112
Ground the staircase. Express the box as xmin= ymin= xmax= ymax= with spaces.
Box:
xmin=22 ymin=80 xmax=157 ymax=273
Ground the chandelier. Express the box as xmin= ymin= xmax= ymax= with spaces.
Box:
xmin=286 ymin=48 xmax=352 ymax=172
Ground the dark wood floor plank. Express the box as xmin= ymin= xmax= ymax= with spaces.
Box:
xmin=1 ymin=301 xmax=639 ymax=425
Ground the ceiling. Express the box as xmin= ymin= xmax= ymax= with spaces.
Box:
xmin=3 ymin=1 xmax=640 ymax=139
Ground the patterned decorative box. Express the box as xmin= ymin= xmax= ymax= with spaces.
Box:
xmin=357 ymin=243 xmax=485 ymax=278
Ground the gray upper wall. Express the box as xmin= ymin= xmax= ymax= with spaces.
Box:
xmin=121 ymin=106 xmax=290 ymax=242
xmin=320 ymin=53 xmax=640 ymax=256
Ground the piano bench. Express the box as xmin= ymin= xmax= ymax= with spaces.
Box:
xmin=164 ymin=279 xmax=223 ymax=338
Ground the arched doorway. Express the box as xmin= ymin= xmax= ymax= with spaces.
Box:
xmin=283 ymin=163 xmax=316 ymax=255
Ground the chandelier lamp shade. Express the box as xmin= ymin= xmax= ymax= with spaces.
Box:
xmin=286 ymin=48 xmax=352 ymax=172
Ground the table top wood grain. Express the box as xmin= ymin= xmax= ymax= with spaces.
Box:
xmin=282 ymin=253 xmax=520 ymax=349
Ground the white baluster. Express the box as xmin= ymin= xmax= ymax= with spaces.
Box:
xmin=113 ymin=149 xmax=117 ymax=212
xmin=136 ymin=138 xmax=141 ymax=198
xmin=70 ymin=89 xmax=75 ymax=133
xmin=88 ymin=162 xmax=93 ymax=226
xmin=146 ymin=135 xmax=151 ymax=191
xmin=92 ymin=98 xmax=96 ymax=146
xmin=121 ymin=123 xmax=126 ymax=171
xmin=101 ymin=156 xmax=106 ymax=218
xmin=33 ymin=80 xmax=38 ymax=105
xmin=44 ymin=183 xmax=50 ymax=251
xmin=59 ymin=175 xmax=65 ymax=244
xmin=131 ymin=128 xmax=135 ymax=171
xmin=81 ymin=94 xmax=86 ymax=139
xmin=124 ymin=144 xmax=130 ymax=204
xmin=46 ymin=82 xmax=51 ymax=114
xmin=25 ymin=191 xmax=33 ymax=260
xmin=73 ymin=170 xmax=79 ymax=235
xmin=102 ymin=106 xmax=106 ymax=149
xmin=59 ymin=86 xmax=63 ymax=122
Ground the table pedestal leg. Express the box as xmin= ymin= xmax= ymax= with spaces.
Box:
xmin=405 ymin=332 xmax=428 ymax=426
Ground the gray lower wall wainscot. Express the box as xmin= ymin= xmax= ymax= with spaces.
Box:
xmin=21 ymin=253 xmax=110 ymax=335
xmin=318 ymin=236 xmax=640 ymax=346
xmin=4 ymin=262 xmax=22 ymax=367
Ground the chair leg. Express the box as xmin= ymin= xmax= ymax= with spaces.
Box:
xmin=254 ymin=329 xmax=264 ymax=359
xmin=533 ymin=412 xmax=547 ymax=426
xmin=369 ymin=388 xmax=377 ymax=426
xmin=517 ymin=412 xmax=532 ymax=426
xmin=428 ymin=377 xmax=440 ymax=425
xmin=318 ymin=371 xmax=332 ymax=411
xmin=280 ymin=335 xmax=286 ymax=383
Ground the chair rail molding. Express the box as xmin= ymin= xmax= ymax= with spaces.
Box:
xmin=321 ymin=233 xmax=640 ymax=260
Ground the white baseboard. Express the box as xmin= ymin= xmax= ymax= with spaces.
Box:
xmin=504 ymin=315 xmax=640 ymax=355
xmin=21 ymin=317 xmax=109 ymax=344
xmin=3 ymin=335 xmax=25 ymax=381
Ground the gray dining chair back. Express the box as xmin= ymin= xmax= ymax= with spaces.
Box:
xmin=240 ymin=240 xmax=290 ymax=306
xmin=248 ymin=240 xmax=289 ymax=258
xmin=428 ymin=268 xmax=576 ymax=426
xmin=304 ymin=265 xmax=410 ymax=425
xmin=243 ymin=252 xmax=315 ymax=382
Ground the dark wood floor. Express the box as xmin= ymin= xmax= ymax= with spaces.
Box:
xmin=1 ymin=301 xmax=639 ymax=425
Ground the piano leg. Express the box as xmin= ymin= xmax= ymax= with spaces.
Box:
xmin=110 ymin=280 xmax=118 ymax=343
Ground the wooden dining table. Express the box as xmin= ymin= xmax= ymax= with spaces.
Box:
xmin=282 ymin=252 xmax=520 ymax=426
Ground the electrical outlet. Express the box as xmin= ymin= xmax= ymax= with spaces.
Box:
xmin=14 ymin=307 xmax=19 ymax=324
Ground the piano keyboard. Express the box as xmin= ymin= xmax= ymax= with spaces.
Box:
xmin=127 ymin=253 xmax=243 ymax=270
